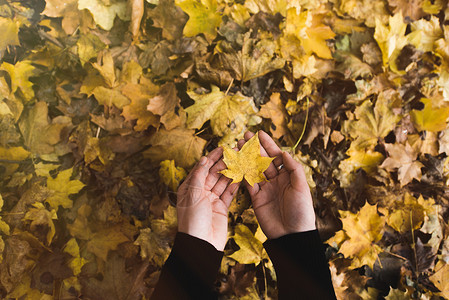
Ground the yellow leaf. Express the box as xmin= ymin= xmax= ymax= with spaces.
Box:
xmin=63 ymin=238 xmax=87 ymax=276
xmin=0 ymin=60 xmax=35 ymax=101
xmin=334 ymin=203 xmax=385 ymax=269
xmin=150 ymin=205 xmax=178 ymax=237
xmin=244 ymin=0 xmax=287 ymax=16
xmin=159 ymin=160 xmax=187 ymax=191
xmin=228 ymin=224 xmax=268 ymax=265
xmin=220 ymin=132 xmax=274 ymax=187
xmin=0 ymin=146 xmax=30 ymax=176
xmin=409 ymin=16 xmax=443 ymax=52
xmin=386 ymin=193 xmax=436 ymax=233
xmin=216 ymin=34 xmax=285 ymax=82
xmin=46 ymin=168 xmax=85 ymax=209
xmin=186 ymin=85 xmax=258 ymax=136
xmin=0 ymin=17 xmax=20 ymax=52
xmin=22 ymin=202 xmax=57 ymax=245
xmin=343 ymin=95 xmax=401 ymax=150
xmin=374 ymin=12 xmax=408 ymax=72
xmin=76 ymin=32 xmax=106 ymax=65
xmin=429 ymin=261 xmax=449 ymax=299
xmin=86 ymin=226 xmax=130 ymax=261
xmin=18 ymin=102 xmax=70 ymax=155
xmin=285 ymin=8 xmax=335 ymax=59
xmin=134 ymin=228 xmax=171 ymax=267
xmin=175 ymin=0 xmax=222 ymax=39
xmin=92 ymin=86 xmax=131 ymax=109
xmin=144 ymin=127 xmax=207 ymax=168
xmin=410 ymin=98 xmax=449 ymax=132
xmin=78 ymin=0 xmax=130 ymax=30
xmin=121 ymin=83 xmax=160 ymax=131
xmin=34 ymin=162 xmax=59 ymax=177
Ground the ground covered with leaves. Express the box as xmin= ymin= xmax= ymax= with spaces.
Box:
xmin=1 ymin=0 xmax=449 ymax=299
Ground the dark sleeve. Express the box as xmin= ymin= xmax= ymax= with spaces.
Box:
xmin=263 ymin=230 xmax=336 ymax=300
xmin=152 ymin=232 xmax=223 ymax=300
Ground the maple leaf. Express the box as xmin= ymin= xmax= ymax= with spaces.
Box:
xmin=76 ymin=32 xmax=106 ymax=65
xmin=46 ymin=168 xmax=85 ymax=209
xmin=63 ymin=238 xmax=87 ymax=276
xmin=374 ymin=12 xmax=408 ymax=72
xmin=258 ymin=93 xmax=288 ymax=139
xmin=86 ymin=226 xmax=131 ymax=261
xmin=334 ymin=0 xmax=389 ymax=28
xmin=228 ymin=224 xmax=268 ymax=265
xmin=409 ymin=16 xmax=442 ymax=52
xmin=329 ymin=203 xmax=385 ymax=269
xmin=159 ymin=160 xmax=187 ymax=191
xmin=285 ymin=8 xmax=335 ymax=59
xmin=144 ymin=127 xmax=207 ymax=168
xmin=0 ymin=17 xmax=20 ymax=53
xmin=216 ymin=34 xmax=285 ymax=82
xmin=410 ymin=98 xmax=449 ymax=132
xmin=386 ymin=193 xmax=436 ymax=233
xmin=78 ymin=0 xmax=130 ymax=30
xmin=220 ymin=132 xmax=274 ymax=187
xmin=175 ymin=0 xmax=222 ymax=39
xmin=429 ymin=261 xmax=449 ymax=299
xmin=149 ymin=0 xmax=188 ymax=40
xmin=22 ymin=202 xmax=57 ymax=245
xmin=134 ymin=228 xmax=171 ymax=267
xmin=380 ymin=142 xmax=423 ymax=186
xmin=0 ymin=146 xmax=30 ymax=177
xmin=186 ymin=85 xmax=258 ymax=137
xmin=343 ymin=95 xmax=401 ymax=150
xmin=1 ymin=61 xmax=35 ymax=102
xmin=121 ymin=82 xmax=160 ymax=131
xmin=388 ymin=0 xmax=425 ymax=22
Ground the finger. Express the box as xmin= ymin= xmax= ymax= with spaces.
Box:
xmin=206 ymin=146 xmax=223 ymax=165
xmin=205 ymin=159 xmax=227 ymax=190
xmin=220 ymin=182 xmax=240 ymax=208
xmin=282 ymin=151 xmax=309 ymax=192
xmin=244 ymin=131 xmax=278 ymax=179
xmin=258 ymin=130 xmax=283 ymax=167
xmin=244 ymin=180 xmax=259 ymax=198
xmin=237 ymin=138 xmax=245 ymax=150
xmin=211 ymin=174 xmax=232 ymax=196
xmin=189 ymin=156 xmax=210 ymax=189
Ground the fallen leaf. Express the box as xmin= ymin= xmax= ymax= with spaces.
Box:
xmin=22 ymin=202 xmax=57 ymax=245
xmin=1 ymin=60 xmax=35 ymax=102
xmin=46 ymin=168 xmax=85 ymax=209
xmin=144 ymin=127 xmax=207 ymax=168
xmin=429 ymin=261 xmax=449 ymax=298
xmin=159 ymin=160 xmax=186 ymax=191
xmin=78 ymin=0 xmax=130 ymax=30
xmin=0 ymin=17 xmax=20 ymax=53
xmin=175 ymin=0 xmax=222 ymax=39
xmin=228 ymin=224 xmax=268 ymax=265
xmin=410 ymin=98 xmax=449 ymax=132
xmin=380 ymin=142 xmax=423 ymax=186
xmin=220 ymin=132 xmax=273 ymax=187
xmin=258 ymin=93 xmax=288 ymax=139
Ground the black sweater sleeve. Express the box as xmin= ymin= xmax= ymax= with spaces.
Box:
xmin=151 ymin=232 xmax=222 ymax=300
xmin=263 ymin=229 xmax=337 ymax=300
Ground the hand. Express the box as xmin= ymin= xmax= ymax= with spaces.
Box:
xmin=238 ymin=131 xmax=316 ymax=239
xmin=177 ymin=147 xmax=239 ymax=251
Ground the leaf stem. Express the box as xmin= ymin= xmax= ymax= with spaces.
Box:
xmin=262 ymin=262 xmax=268 ymax=299
xmin=225 ymin=78 xmax=234 ymax=96
xmin=291 ymin=97 xmax=310 ymax=153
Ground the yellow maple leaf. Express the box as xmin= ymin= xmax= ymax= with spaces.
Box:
xmin=285 ymin=8 xmax=335 ymax=59
xmin=76 ymin=32 xmax=106 ymax=65
xmin=409 ymin=16 xmax=443 ymax=52
xmin=134 ymin=227 xmax=171 ymax=267
xmin=330 ymin=203 xmax=385 ymax=269
xmin=410 ymin=98 xmax=449 ymax=132
xmin=0 ymin=60 xmax=35 ymax=101
xmin=228 ymin=224 xmax=268 ymax=265
xmin=46 ymin=168 xmax=85 ymax=209
xmin=159 ymin=160 xmax=187 ymax=191
xmin=185 ymin=85 xmax=258 ymax=137
xmin=220 ymin=132 xmax=274 ymax=187
xmin=78 ymin=0 xmax=130 ymax=30
xmin=175 ymin=0 xmax=222 ymax=39
xmin=22 ymin=202 xmax=57 ymax=245
xmin=86 ymin=226 xmax=130 ymax=261
xmin=63 ymin=238 xmax=87 ymax=276
xmin=0 ymin=146 xmax=30 ymax=176
xmin=374 ymin=12 xmax=408 ymax=73
xmin=0 ymin=17 xmax=20 ymax=53
xmin=144 ymin=127 xmax=207 ymax=168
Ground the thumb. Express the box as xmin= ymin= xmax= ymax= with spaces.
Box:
xmin=282 ymin=152 xmax=309 ymax=192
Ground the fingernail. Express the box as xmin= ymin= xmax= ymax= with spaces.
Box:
xmin=199 ymin=156 xmax=207 ymax=165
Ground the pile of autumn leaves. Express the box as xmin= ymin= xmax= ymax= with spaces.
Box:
xmin=1 ymin=0 xmax=449 ymax=298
